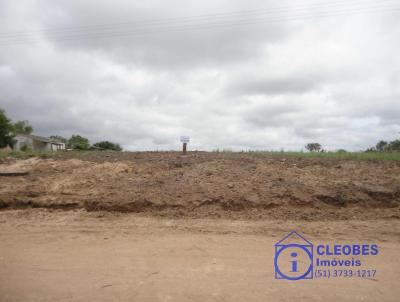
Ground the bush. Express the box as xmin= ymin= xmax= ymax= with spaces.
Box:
xmin=92 ymin=141 xmax=122 ymax=151
xmin=20 ymin=144 xmax=30 ymax=152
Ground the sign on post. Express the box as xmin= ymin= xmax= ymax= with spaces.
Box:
xmin=180 ymin=136 xmax=190 ymax=154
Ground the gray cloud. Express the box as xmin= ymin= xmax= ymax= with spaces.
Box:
xmin=39 ymin=0 xmax=290 ymax=70
xmin=228 ymin=74 xmax=322 ymax=96
xmin=0 ymin=0 xmax=400 ymax=151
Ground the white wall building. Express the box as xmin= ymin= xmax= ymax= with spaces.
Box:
xmin=13 ymin=134 xmax=65 ymax=151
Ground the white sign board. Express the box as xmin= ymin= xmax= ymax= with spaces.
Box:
xmin=180 ymin=136 xmax=190 ymax=143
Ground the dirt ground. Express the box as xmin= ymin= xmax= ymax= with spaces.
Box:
xmin=0 ymin=151 xmax=399 ymax=220
xmin=0 ymin=209 xmax=399 ymax=302
xmin=1 ymin=152 xmax=400 ymax=301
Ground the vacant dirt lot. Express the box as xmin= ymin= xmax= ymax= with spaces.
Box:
xmin=0 ymin=152 xmax=399 ymax=220
xmin=1 ymin=152 xmax=400 ymax=301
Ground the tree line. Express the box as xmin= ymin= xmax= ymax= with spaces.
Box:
xmin=305 ymin=139 xmax=400 ymax=152
xmin=0 ymin=108 xmax=122 ymax=151
xmin=366 ymin=139 xmax=400 ymax=152
xmin=50 ymin=134 xmax=122 ymax=151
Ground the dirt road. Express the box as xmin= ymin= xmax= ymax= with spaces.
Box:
xmin=1 ymin=209 xmax=399 ymax=302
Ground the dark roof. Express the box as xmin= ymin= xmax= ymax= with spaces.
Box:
xmin=16 ymin=134 xmax=65 ymax=144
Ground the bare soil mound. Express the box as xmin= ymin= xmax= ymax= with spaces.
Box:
xmin=0 ymin=152 xmax=399 ymax=220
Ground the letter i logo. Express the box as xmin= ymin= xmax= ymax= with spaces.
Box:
xmin=274 ymin=231 xmax=313 ymax=280
xmin=290 ymin=252 xmax=298 ymax=272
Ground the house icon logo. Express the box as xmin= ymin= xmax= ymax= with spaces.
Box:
xmin=274 ymin=231 xmax=313 ymax=280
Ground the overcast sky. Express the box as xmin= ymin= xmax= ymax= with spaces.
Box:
xmin=0 ymin=0 xmax=399 ymax=151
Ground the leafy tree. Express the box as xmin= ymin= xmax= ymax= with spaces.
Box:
xmin=49 ymin=135 xmax=68 ymax=144
xmin=13 ymin=120 xmax=33 ymax=134
xmin=376 ymin=140 xmax=388 ymax=152
xmin=0 ymin=109 xmax=15 ymax=148
xmin=305 ymin=143 xmax=322 ymax=152
xmin=68 ymin=135 xmax=90 ymax=150
xmin=93 ymin=141 xmax=122 ymax=151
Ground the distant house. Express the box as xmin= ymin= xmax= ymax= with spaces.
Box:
xmin=13 ymin=134 xmax=66 ymax=152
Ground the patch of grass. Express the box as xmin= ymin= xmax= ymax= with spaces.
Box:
xmin=241 ymin=150 xmax=400 ymax=161
xmin=1 ymin=149 xmax=399 ymax=162
xmin=0 ymin=150 xmax=120 ymax=161
xmin=0 ymin=150 xmax=52 ymax=160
